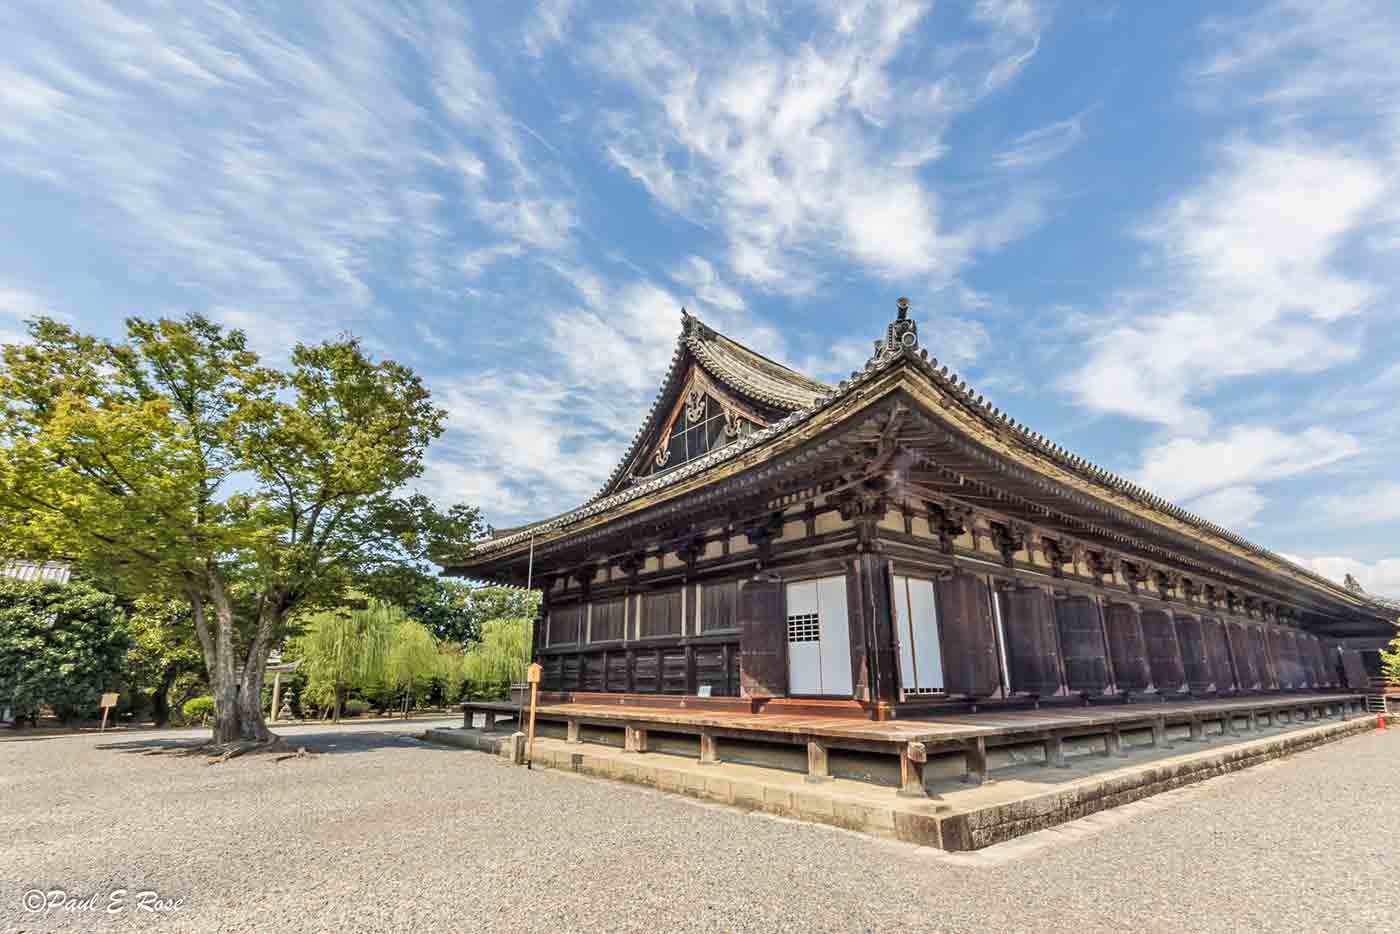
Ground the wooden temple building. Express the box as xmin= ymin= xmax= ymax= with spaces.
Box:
xmin=449 ymin=302 xmax=1395 ymax=732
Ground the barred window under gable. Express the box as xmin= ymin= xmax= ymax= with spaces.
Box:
xmin=643 ymin=392 xmax=756 ymax=477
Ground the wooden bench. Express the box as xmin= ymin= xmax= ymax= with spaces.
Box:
xmin=460 ymin=700 xmax=523 ymax=733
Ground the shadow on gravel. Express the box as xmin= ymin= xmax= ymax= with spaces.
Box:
xmin=96 ymin=728 xmax=444 ymax=759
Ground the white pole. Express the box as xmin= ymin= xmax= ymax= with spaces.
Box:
xmin=525 ymin=535 xmax=536 ymax=591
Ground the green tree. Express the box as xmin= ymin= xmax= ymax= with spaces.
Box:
xmin=125 ymin=593 xmax=205 ymax=727
xmin=405 ymin=579 xmax=538 ymax=645
xmin=384 ymin=616 xmax=439 ymax=717
xmin=0 ymin=316 xmax=483 ymax=748
xmin=1382 ymin=618 xmax=1400 ymax=684
xmin=462 ymin=616 xmax=533 ymax=699
xmin=290 ymin=601 xmax=398 ymax=722
xmin=0 ymin=577 xmax=131 ymax=724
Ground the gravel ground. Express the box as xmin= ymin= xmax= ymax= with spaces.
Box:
xmin=2 ymin=718 xmax=1397 ymax=934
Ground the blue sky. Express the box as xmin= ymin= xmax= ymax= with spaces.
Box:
xmin=2 ymin=1 xmax=1399 ymax=594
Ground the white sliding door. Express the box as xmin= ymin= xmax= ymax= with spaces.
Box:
xmin=893 ymin=575 xmax=945 ymax=695
xmin=785 ymin=576 xmax=853 ymax=697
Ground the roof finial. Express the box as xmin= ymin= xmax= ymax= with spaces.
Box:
xmin=877 ymin=296 xmax=919 ymax=357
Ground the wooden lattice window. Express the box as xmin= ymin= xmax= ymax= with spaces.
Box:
xmin=547 ymin=604 xmax=581 ymax=646
xmin=640 ymin=590 xmax=683 ymax=638
xmin=589 ymin=599 xmax=626 ymax=643
xmin=700 ymin=580 xmax=739 ymax=632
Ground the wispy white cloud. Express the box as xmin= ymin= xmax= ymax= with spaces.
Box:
xmin=0 ymin=285 xmax=58 ymax=344
xmin=1305 ymin=482 xmax=1400 ymax=528
xmin=1132 ymin=425 xmax=1361 ymax=504
xmin=996 ymin=112 xmax=1086 ymax=169
xmin=587 ymin=0 xmax=1049 ymax=292
xmin=0 ymin=2 xmax=577 ymax=361
xmin=1065 ymin=141 xmax=1382 ymax=431
xmin=1188 ymin=485 xmax=1267 ymax=528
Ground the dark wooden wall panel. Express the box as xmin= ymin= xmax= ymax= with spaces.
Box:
xmin=695 ymin=647 xmax=728 ymax=696
xmin=661 ymin=649 xmax=689 ymax=694
xmin=738 ymin=579 xmax=785 ymax=697
xmin=641 ymin=590 xmax=683 ymax=639
xmin=1174 ymin=614 xmax=1213 ymax=693
xmin=936 ymin=571 xmax=1000 ymax=698
xmin=1000 ymin=585 xmax=1063 ymax=696
xmin=1307 ymin=635 xmax=1331 ymax=687
xmin=1340 ymin=649 xmax=1371 ymax=690
xmin=562 ymin=656 xmax=582 ymax=692
xmin=1250 ymin=625 xmax=1277 ymax=690
xmin=1226 ymin=621 xmax=1257 ymax=690
xmin=1140 ymin=609 xmax=1186 ymax=693
xmin=701 ymin=581 xmax=739 ymax=632
xmin=1104 ymin=602 xmax=1152 ymax=692
xmin=543 ymin=655 xmax=563 ymax=692
xmin=1265 ymin=627 xmax=1293 ymax=689
xmin=1054 ymin=595 xmax=1111 ymax=695
xmin=582 ymin=654 xmax=605 ymax=692
xmin=606 ymin=653 xmax=630 ymax=693
xmin=1201 ymin=617 xmax=1236 ymax=693
xmin=861 ymin=557 xmax=895 ymax=705
xmin=632 ymin=651 xmax=659 ymax=693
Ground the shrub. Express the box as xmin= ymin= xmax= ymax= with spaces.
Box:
xmin=182 ymin=695 xmax=215 ymax=724
xmin=343 ymin=699 xmax=368 ymax=717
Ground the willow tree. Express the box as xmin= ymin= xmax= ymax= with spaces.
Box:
xmin=385 ymin=616 xmax=439 ymax=717
xmin=293 ymin=601 xmax=399 ymax=722
xmin=0 ymin=316 xmax=482 ymax=750
xmin=462 ymin=616 xmax=533 ymax=698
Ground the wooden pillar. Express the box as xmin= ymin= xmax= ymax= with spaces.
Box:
xmin=899 ymin=742 xmax=928 ymax=797
xmin=1188 ymin=717 xmax=1206 ymax=742
xmin=1104 ymin=726 xmax=1127 ymax=757
xmin=805 ymin=740 xmax=831 ymax=783
xmin=269 ymin=671 xmax=282 ymax=722
xmin=1044 ymin=734 xmax=1069 ymax=768
xmin=624 ymin=724 xmax=648 ymax=753
xmin=699 ymin=730 xmax=719 ymax=765
xmin=1151 ymin=718 xmax=1172 ymax=749
xmin=1222 ymin=714 xmax=1240 ymax=738
xmin=963 ymin=737 xmax=988 ymax=784
xmin=567 ymin=719 xmax=581 ymax=744
xmin=463 ymin=706 xmax=472 ymax=729
xmin=483 ymin=711 xmax=496 ymax=732
xmin=1247 ymin=709 xmax=1259 ymax=732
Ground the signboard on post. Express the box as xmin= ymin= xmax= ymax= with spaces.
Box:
xmin=525 ymin=663 xmax=542 ymax=766
xmin=99 ymin=693 xmax=119 ymax=733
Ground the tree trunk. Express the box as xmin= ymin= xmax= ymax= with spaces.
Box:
xmin=187 ymin=569 xmax=280 ymax=747
xmin=151 ymin=664 xmax=181 ymax=728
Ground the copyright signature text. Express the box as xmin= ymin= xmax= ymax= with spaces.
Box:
xmin=22 ymin=888 xmax=183 ymax=916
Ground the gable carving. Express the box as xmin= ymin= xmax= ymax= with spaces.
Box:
xmin=632 ymin=367 xmax=764 ymax=482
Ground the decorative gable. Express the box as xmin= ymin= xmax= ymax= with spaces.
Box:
xmin=596 ymin=311 xmax=830 ymax=499
xmin=633 ymin=367 xmax=764 ymax=481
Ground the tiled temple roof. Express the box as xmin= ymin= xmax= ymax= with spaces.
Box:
xmin=464 ymin=305 xmax=1397 ymax=613
xmin=590 ymin=311 xmax=828 ymax=500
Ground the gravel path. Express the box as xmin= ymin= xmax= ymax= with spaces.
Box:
xmin=2 ymin=718 xmax=1396 ymax=933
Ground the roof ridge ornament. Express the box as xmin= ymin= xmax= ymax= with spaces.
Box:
xmin=874 ymin=296 xmax=919 ymax=360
